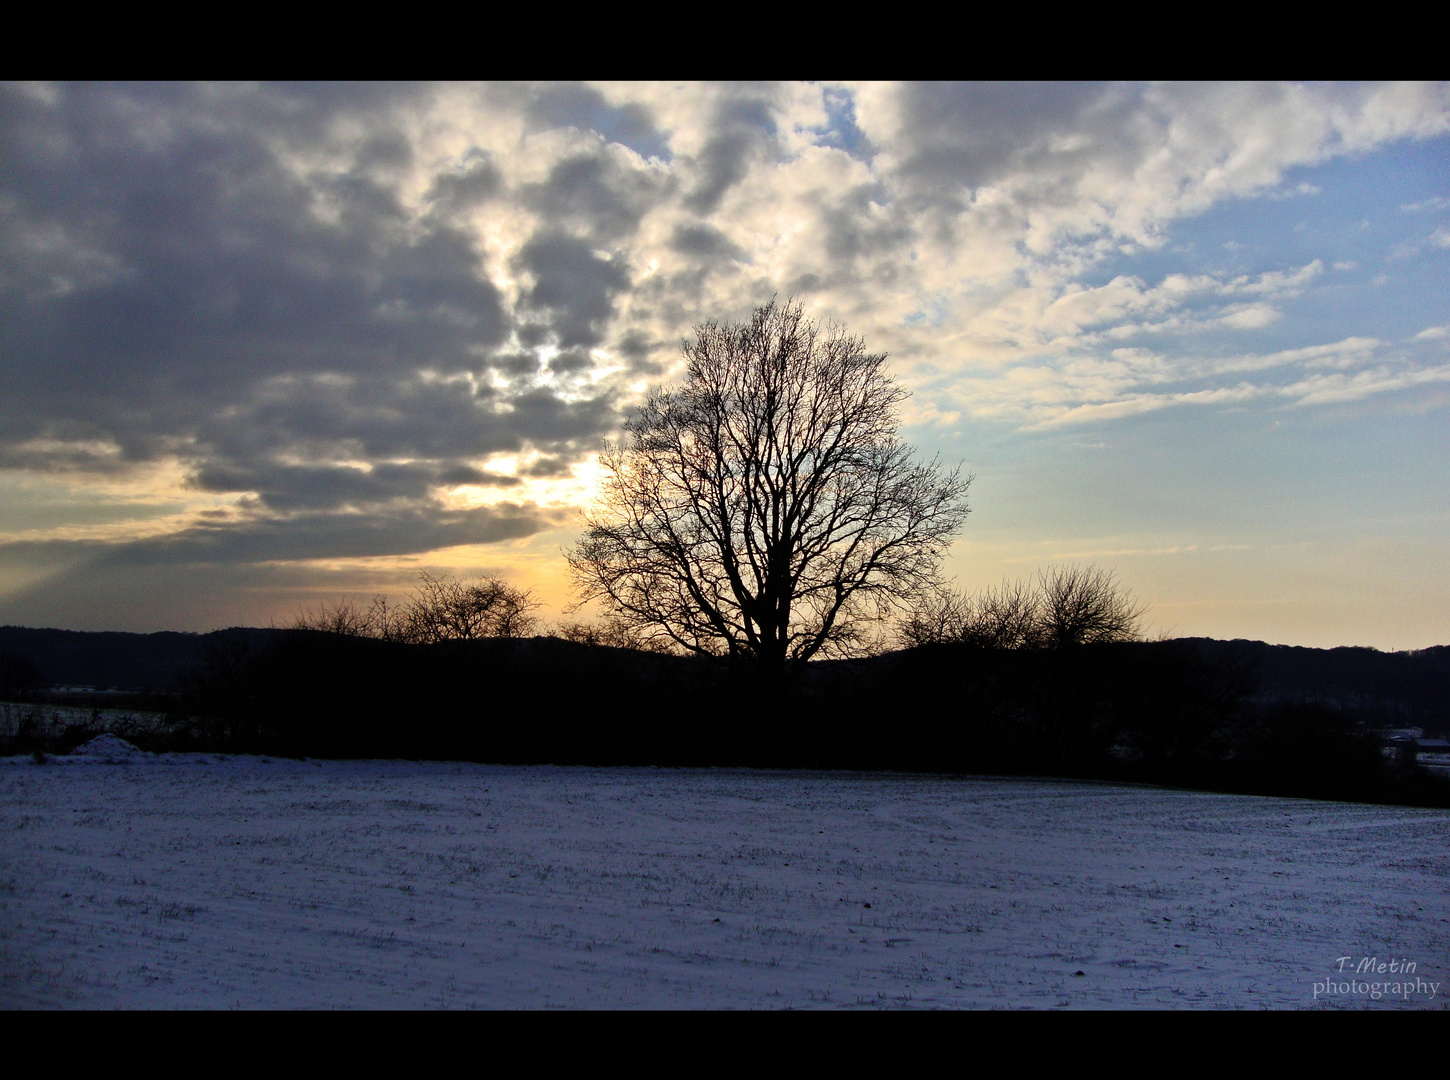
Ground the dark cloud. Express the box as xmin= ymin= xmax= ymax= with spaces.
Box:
xmin=514 ymin=232 xmax=631 ymax=348
xmin=887 ymin=83 xmax=1140 ymax=214
xmin=146 ymin=501 xmax=552 ymax=564
xmin=192 ymin=375 xmax=613 ymax=497
xmin=190 ymin=461 xmax=443 ymax=512
xmin=512 ymin=82 xmax=670 ymax=161
xmin=614 ymin=328 xmax=667 ymax=375
xmin=522 ymin=153 xmax=669 ymax=242
xmin=489 ymin=351 xmax=543 ymax=378
xmin=669 ymin=223 xmax=744 ymax=261
xmin=819 ymin=184 xmax=901 ymax=263
xmin=0 ymin=83 xmax=623 ymax=585
xmin=521 ymin=456 xmax=571 ymax=478
xmin=547 ymin=348 xmax=595 ymax=375
xmin=505 ymin=387 xmax=618 ymax=446
xmin=0 ymin=499 xmax=563 ymax=631
xmin=684 ymin=93 xmax=780 ymax=213
xmin=436 ymin=465 xmax=520 ymax=487
xmin=1 ymin=499 xmax=556 ymax=571
xmin=425 ymin=154 xmax=504 ymax=213
xmin=0 ymin=84 xmax=510 ymax=445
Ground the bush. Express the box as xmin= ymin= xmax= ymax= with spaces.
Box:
xmin=0 ymin=650 xmax=44 ymax=701
xmin=900 ymin=564 xmax=1144 ymax=650
xmin=293 ymin=571 xmax=539 ymax=644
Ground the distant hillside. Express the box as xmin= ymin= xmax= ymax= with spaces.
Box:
xmin=0 ymin=626 xmax=264 ymax=691
xmin=1182 ymin=638 xmax=1450 ymax=729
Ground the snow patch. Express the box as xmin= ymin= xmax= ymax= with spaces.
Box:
xmin=68 ymin=733 xmax=146 ymax=759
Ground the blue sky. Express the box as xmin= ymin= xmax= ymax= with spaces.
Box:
xmin=913 ymin=131 xmax=1450 ymax=647
xmin=0 ymin=82 xmax=1445 ymax=647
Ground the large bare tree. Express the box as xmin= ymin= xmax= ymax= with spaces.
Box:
xmin=567 ymin=300 xmax=971 ymax=672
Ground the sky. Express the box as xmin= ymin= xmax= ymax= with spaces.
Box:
xmin=1 ymin=82 xmax=1446 ymax=649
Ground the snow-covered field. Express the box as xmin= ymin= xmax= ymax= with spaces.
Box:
xmin=3 ymin=737 xmax=1446 ymax=1009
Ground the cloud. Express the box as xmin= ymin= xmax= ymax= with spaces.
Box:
xmin=669 ymin=223 xmax=744 ymax=261
xmin=958 ymin=333 xmax=1440 ymax=429
xmin=1401 ymin=196 xmax=1450 ymax=212
xmin=514 ymin=82 xmax=670 ymax=162
xmin=682 ymin=92 xmax=781 ymax=213
xmin=2 ymin=81 xmax=1447 ymax=628
xmin=514 ymin=232 xmax=632 ymax=348
xmin=0 ymin=497 xmax=562 ymax=582
xmin=520 ymin=151 xmax=670 ymax=242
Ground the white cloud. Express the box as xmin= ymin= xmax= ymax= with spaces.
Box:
xmin=930 ymin=329 xmax=1447 ymax=430
xmin=1401 ymin=195 xmax=1450 ymax=212
xmin=1216 ymin=304 xmax=1281 ymax=330
xmin=1285 ymin=363 xmax=1450 ymax=406
xmin=1267 ymin=182 xmax=1322 ymax=200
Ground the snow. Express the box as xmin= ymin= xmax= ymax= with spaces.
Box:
xmin=2 ymin=752 xmax=1446 ymax=1009
xmin=65 ymin=734 xmax=146 ymax=760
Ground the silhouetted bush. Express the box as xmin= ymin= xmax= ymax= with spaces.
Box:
xmin=292 ymin=571 xmax=539 ymax=644
xmin=0 ymin=650 xmax=44 ymax=701
xmin=900 ymin=565 xmax=1145 ymax=650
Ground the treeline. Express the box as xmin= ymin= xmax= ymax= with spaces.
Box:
xmin=6 ymin=627 xmax=1440 ymax=808
xmin=825 ymin=640 xmax=1448 ymax=806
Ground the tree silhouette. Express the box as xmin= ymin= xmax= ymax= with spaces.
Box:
xmin=900 ymin=564 xmax=1145 ymax=649
xmin=1035 ymin=564 xmax=1145 ymax=648
xmin=294 ymin=571 xmax=538 ymax=643
xmin=568 ymin=299 xmax=970 ymax=674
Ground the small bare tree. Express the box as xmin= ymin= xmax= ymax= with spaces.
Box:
xmin=897 ymin=584 xmax=972 ymax=649
xmin=900 ymin=564 xmax=1143 ymax=649
xmin=1035 ymin=564 xmax=1144 ymax=648
xmin=900 ymin=579 xmax=1045 ymax=650
xmin=568 ymin=299 xmax=971 ymax=673
xmin=401 ymin=571 xmax=539 ymax=643
xmin=293 ymin=572 xmax=538 ymax=643
xmin=555 ymin=617 xmax=675 ymax=654
xmin=293 ymin=595 xmax=403 ymax=640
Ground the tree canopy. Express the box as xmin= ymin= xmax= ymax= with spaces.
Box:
xmin=568 ymin=299 xmax=970 ymax=672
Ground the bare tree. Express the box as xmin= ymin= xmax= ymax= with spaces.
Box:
xmin=293 ymin=596 xmax=402 ymax=640
xmin=900 ymin=565 xmax=1143 ymax=650
xmin=900 ymin=579 xmax=1045 ymax=650
xmin=401 ymin=571 xmax=539 ymax=643
xmin=897 ymin=583 xmax=973 ymax=649
xmin=293 ymin=572 xmax=537 ymax=643
xmin=567 ymin=299 xmax=971 ymax=673
xmin=555 ymin=617 xmax=675 ymax=654
xmin=1035 ymin=564 xmax=1144 ymax=648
